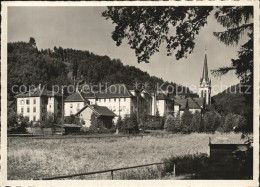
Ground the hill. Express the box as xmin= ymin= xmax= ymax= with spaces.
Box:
xmin=211 ymin=84 xmax=252 ymax=116
xmin=8 ymin=39 xmax=196 ymax=101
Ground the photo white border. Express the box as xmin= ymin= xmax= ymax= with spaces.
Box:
xmin=1 ymin=1 xmax=259 ymax=186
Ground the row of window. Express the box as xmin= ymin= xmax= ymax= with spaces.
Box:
xmin=20 ymin=99 xmax=36 ymax=105
xmin=20 ymin=107 xmax=47 ymax=113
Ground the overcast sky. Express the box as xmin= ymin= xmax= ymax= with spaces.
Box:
xmin=8 ymin=6 xmax=248 ymax=96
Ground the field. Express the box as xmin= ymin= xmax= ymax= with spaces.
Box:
xmin=8 ymin=132 xmax=244 ymax=180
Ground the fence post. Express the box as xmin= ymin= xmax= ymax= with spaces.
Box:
xmin=173 ymin=163 xmax=176 ymax=177
xmin=111 ymin=170 xmax=114 ymax=180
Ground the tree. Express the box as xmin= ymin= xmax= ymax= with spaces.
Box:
xmin=181 ymin=110 xmax=193 ymax=134
xmin=90 ymin=112 xmax=103 ymax=132
xmin=211 ymin=6 xmax=253 ymax=134
xmin=202 ymin=111 xmax=221 ymax=133
xmin=103 ymin=6 xmax=253 ymax=133
xmin=41 ymin=112 xmax=56 ymax=128
xmin=102 ymin=7 xmax=213 ymax=63
xmin=124 ymin=112 xmax=139 ymax=134
xmin=174 ymin=112 xmax=182 ymax=133
xmin=165 ymin=114 xmax=175 ymax=132
xmin=116 ymin=115 xmax=123 ymax=131
xmin=191 ymin=110 xmax=202 ymax=132
xmin=155 ymin=109 xmax=160 ymax=121
xmin=29 ymin=37 xmax=36 ymax=47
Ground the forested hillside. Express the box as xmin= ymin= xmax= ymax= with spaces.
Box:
xmin=211 ymin=84 xmax=252 ymax=117
xmin=8 ymin=38 xmax=194 ymax=101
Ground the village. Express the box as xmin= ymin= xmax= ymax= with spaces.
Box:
xmin=12 ymin=53 xmax=210 ymax=135
xmin=5 ymin=5 xmax=255 ymax=182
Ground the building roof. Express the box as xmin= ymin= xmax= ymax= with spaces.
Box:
xmin=193 ymin=97 xmax=205 ymax=107
xmin=200 ymin=53 xmax=211 ymax=85
xmin=15 ymin=87 xmax=61 ymax=98
xmin=187 ymin=98 xmax=202 ymax=109
xmin=75 ymin=104 xmax=117 ymax=117
xmin=175 ymin=97 xmax=204 ymax=110
xmin=174 ymin=99 xmax=187 ymax=110
xmin=156 ymin=93 xmax=171 ymax=100
xmin=98 ymin=84 xmax=134 ymax=98
xmin=65 ymin=92 xmax=84 ymax=102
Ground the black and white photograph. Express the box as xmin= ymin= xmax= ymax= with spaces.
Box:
xmin=1 ymin=1 xmax=259 ymax=185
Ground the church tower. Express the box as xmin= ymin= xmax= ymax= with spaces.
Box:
xmin=199 ymin=50 xmax=211 ymax=105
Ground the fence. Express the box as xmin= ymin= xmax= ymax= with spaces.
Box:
xmin=34 ymin=161 xmax=175 ymax=180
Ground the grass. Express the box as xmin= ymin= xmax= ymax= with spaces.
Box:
xmin=8 ymin=132 xmax=245 ymax=180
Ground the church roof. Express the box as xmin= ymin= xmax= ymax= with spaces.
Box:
xmin=200 ymin=53 xmax=210 ymax=84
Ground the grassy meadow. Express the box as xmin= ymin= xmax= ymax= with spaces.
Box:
xmin=8 ymin=132 xmax=244 ymax=180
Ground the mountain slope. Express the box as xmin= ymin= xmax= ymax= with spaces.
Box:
xmin=211 ymin=84 xmax=251 ymax=116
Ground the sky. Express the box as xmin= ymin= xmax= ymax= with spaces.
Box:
xmin=8 ymin=6 xmax=248 ymax=96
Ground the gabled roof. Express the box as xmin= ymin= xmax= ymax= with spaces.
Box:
xmin=65 ymin=92 xmax=84 ymax=102
xmin=187 ymin=98 xmax=202 ymax=109
xmin=174 ymin=99 xmax=187 ymax=110
xmin=193 ymin=97 xmax=205 ymax=107
xmin=15 ymin=87 xmax=61 ymax=98
xmin=75 ymin=104 xmax=117 ymax=117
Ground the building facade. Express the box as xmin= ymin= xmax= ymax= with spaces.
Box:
xmin=16 ymin=85 xmax=62 ymax=122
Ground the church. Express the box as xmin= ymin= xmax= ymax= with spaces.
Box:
xmin=174 ymin=51 xmax=211 ymax=116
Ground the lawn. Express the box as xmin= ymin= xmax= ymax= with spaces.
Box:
xmin=8 ymin=132 xmax=245 ymax=180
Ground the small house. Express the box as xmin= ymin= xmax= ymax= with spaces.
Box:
xmin=75 ymin=104 xmax=117 ymax=128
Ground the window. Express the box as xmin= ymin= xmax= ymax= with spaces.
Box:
xmin=33 ymin=116 xmax=36 ymax=121
xmin=26 ymin=99 xmax=30 ymax=105
xmin=124 ymin=98 xmax=126 ymax=102
xmin=33 ymin=107 xmax=36 ymax=113
xmin=33 ymin=99 xmax=36 ymax=104
xmin=27 ymin=107 xmax=30 ymax=113
xmin=70 ymin=103 xmax=73 ymax=108
xmin=104 ymin=99 xmax=106 ymax=102
xmin=109 ymin=98 xmax=111 ymax=102
xmin=21 ymin=107 xmax=24 ymax=113
xmin=49 ymin=105 xmax=51 ymax=108
xmin=114 ymin=98 xmax=116 ymax=102
xmin=20 ymin=100 xmax=24 ymax=105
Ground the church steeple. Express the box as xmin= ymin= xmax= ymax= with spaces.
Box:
xmin=200 ymin=54 xmax=209 ymax=84
xmin=198 ymin=48 xmax=211 ymax=105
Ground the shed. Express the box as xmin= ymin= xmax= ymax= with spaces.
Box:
xmin=75 ymin=104 xmax=117 ymax=128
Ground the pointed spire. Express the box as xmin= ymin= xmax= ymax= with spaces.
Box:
xmin=201 ymin=48 xmax=209 ymax=84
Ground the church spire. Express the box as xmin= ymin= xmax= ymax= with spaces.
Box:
xmin=200 ymin=49 xmax=209 ymax=84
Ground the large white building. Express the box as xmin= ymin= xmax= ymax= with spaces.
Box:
xmin=15 ymin=85 xmax=62 ymax=122
xmin=64 ymin=84 xmax=175 ymax=120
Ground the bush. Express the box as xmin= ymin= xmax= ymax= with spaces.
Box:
xmin=181 ymin=110 xmax=193 ymax=134
xmin=122 ymin=112 xmax=139 ymax=134
xmin=147 ymin=121 xmax=161 ymax=130
xmin=165 ymin=114 xmax=175 ymax=132
xmin=89 ymin=113 xmax=104 ymax=132
xmin=222 ymin=113 xmax=246 ymax=133
xmin=202 ymin=111 xmax=221 ymax=133
xmin=191 ymin=111 xmax=202 ymax=132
